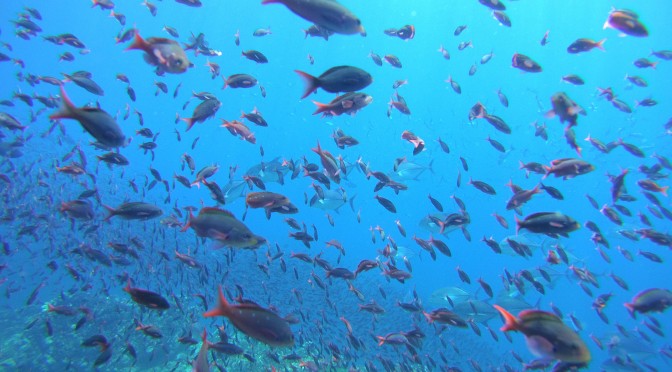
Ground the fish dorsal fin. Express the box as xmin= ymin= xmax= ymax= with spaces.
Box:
xmin=526 ymin=212 xmax=554 ymax=219
xmin=200 ymin=207 xmax=234 ymax=218
xmin=518 ymin=310 xmax=561 ymax=323
xmin=146 ymin=37 xmax=176 ymax=45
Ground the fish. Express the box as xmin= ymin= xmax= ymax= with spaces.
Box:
xmin=604 ymin=9 xmax=648 ymax=37
xmin=546 ymin=92 xmax=585 ymax=127
xmin=123 ymin=279 xmax=170 ymax=310
xmin=295 ymin=66 xmax=372 ymax=99
xmin=125 ymin=32 xmax=190 ymax=75
xmin=624 ymin=288 xmax=672 ymax=318
xmin=49 ymin=85 xmax=125 ymax=148
xmin=60 ymin=199 xmax=94 ymax=220
xmin=512 ymin=53 xmax=542 ymax=72
xmin=103 ymin=202 xmax=162 ymax=221
xmin=312 ymin=92 xmax=372 ymax=117
xmin=262 ymin=0 xmax=365 ymax=36
xmin=515 ymin=212 xmax=579 ymax=235
xmin=494 ymin=305 xmax=591 ymax=364
xmin=222 ymin=74 xmax=258 ymax=89
xmin=242 ymin=49 xmax=268 ymax=64
xmin=182 ymin=207 xmax=265 ymax=249
xmin=181 ymin=97 xmax=221 ymax=131
xmin=543 ymin=158 xmax=594 ymax=179
xmin=204 ymin=285 xmax=294 ymax=347
xmin=567 ymin=38 xmax=605 ymax=53
xmin=192 ymin=329 xmax=209 ymax=371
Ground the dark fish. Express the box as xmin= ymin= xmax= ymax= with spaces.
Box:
xmin=604 ymin=9 xmax=648 ymax=37
xmin=547 ymin=92 xmax=584 ymax=127
xmin=62 ymin=73 xmax=104 ymax=96
xmin=103 ymin=202 xmax=162 ymax=221
xmin=295 ymin=66 xmax=372 ymax=99
xmin=222 ymin=74 xmax=258 ymax=89
xmin=49 ymin=85 xmax=125 ymax=147
xmin=242 ymin=50 xmax=268 ymax=64
xmin=374 ymin=194 xmax=396 ymax=213
xmin=204 ymin=286 xmax=294 ymax=347
xmin=625 ymin=288 xmax=672 ymax=318
xmin=494 ymin=305 xmax=591 ymax=363
xmin=181 ymin=97 xmax=221 ymax=131
xmin=562 ymin=74 xmax=584 ymax=85
xmin=262 ymin=0 xmax=365 ymax=36
xmin=543 ymin=158 xmax=594 ymax=180
xmin=469 ymin=179 xmax=496 ymax=195
xmin=493 ymin=11 xmax=511 ymax=27
xmin=516 ymin=212 xmax=579 ymax=235
xmin=512 ymin=53 xmax=542 ymax=72
xmin=176 ymin=0 xmax=202 ymax=7
xmin=123 ymin=279 xmax=170 ymax=310
xmin=567 ymin=38 xmax=605 ymax=53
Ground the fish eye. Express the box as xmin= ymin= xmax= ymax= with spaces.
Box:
xmin=175 ymin=60 xmax=183 ymax=66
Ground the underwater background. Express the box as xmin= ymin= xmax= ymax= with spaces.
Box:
xmin=0 ymin=0 xmax=671 ymax=370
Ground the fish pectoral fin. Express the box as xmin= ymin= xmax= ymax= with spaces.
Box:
xmin=525 ymin=335 xmax=556 ymax=359
xmin=207 ymin=229 xmax=229 ymax=241
xmin=548 ymin=221 xmax=563 ymax=228
xmin=153 ymin=49 xmax=168 ymax=65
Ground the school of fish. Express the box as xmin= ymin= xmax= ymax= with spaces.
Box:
xmin=0 ymin=0 xmax=671 ymax=371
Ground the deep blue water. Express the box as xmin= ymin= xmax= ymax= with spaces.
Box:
xmin=0 ymin=0 xmax=671 ymax=370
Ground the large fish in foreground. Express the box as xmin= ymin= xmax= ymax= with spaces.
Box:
xmin=125 ymin=32 xmax=191 ymax=75
xmin=204 ymin=286 xmax=294 ymax=347
xmin=49 ymin=85 xmax=125 ymax=148
xmin=262 ymin=0 xmax=365 ymax=36
xmin=494 ymin=305 xmax=591 ymax=365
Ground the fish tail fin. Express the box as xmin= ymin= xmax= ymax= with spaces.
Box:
xmin=123 ymin=278 xmax=132 ymax=293
xmin=201 ymin=328 xmax=208 ymax=343
xmin=624 ymin=302 xmax=636 ymax=319
xmin=437 ymin=220 xmax=447 ymax=235
xmin=102 ymin=204 xmax=116 ymax=221
xmin=261 ymin=0 xmax=280 ymax=4
xmin=514 ymin=215 xmax=522 ymax=235
xmin=596 ymin=39 xmax=606 ymax=51
xmin=47 ymin=303 xmax=55 ymax=312
xmin=422 ymin=311 xmax=433 ymax=323
xmin=221 ymin=75 xmax=228 ymax=89
xmin=49 ymin=85 xmax=76 ymax=120
xmin=203 ymin=285 xmax=229 ymax=318
xmin=427 ymin=159 xmax=435 ymax=174
xmin=542 ymin=166 xmax=551 ymax=179
xmin=312 ymin=101 xmax=329 ymax=115
xmin=125 ymin=32 xmax=149 ymax=53
xmin=295 ymin=70 xmax=319 ymax=99
xmin=376 ymin=336 xmax=386 ymax=346
xmin=660 ymin=185 xmax=669 ymax=197
xmin=493 ymin=305 xmax=518 ymax=331
xmin=180 ymin=210 xmax=194 ymax=232
xmin=180 ymin=117 xmax=195 ymax=132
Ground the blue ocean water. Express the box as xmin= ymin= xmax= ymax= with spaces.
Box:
xmin=0 ymin=0 xmax=671 ymax=370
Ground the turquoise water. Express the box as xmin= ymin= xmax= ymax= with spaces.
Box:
xmin=0 ymin=0 xmax=671 ymax=370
